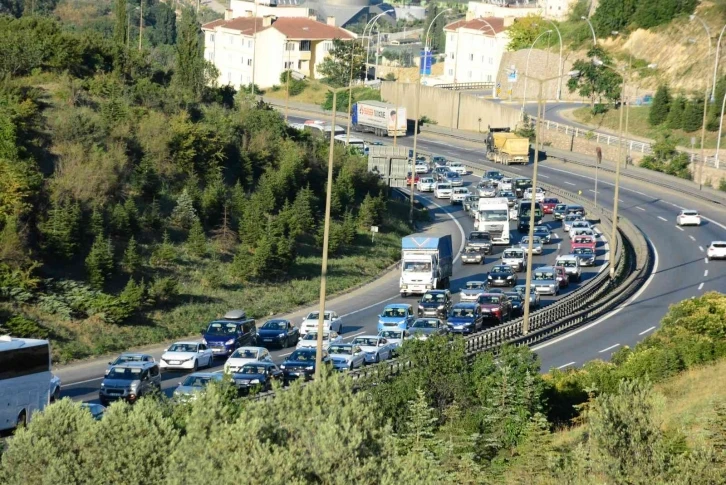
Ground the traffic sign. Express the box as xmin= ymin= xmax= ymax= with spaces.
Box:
xmin=507 ymin=69 xmax=517 ymax=83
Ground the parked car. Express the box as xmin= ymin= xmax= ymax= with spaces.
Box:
xmin=487 ymin=264 xmax=518 ymax=287
xmin=328 ymin=344 xmax=366 ymax=371
xmin=223 ymin=346 xmax=273 ymax=374
xmin=444 ymin=171 xmax=464 ymax=187
xmin=351 ymin=335 xmax=394 ymax=363
xmin=173 ymin=372 xmax=224 ymax=401
xmin=572 ymin=247 xmax=596 ymax=266
xmin=105 ymin=352 xmax=155 ymax=376
xmin=434 ymin=182 xmax=453 ymax=199
xmin=467 ymin=231 xmax=493 ymax=254
xmin=707 ymin=241 xmax=726 ymax=260
xmin=676 ymin=209 xmax=701 ymax=226
xmin=408 ymin=318 xmax=449 ymax=340
xmin=447 ymin=303 xmax=483 ymax=334
xmin=281 ymin=348 xmax=331 ymax=382
xmin=417 ymin=177 xmax=436 ymax=192
xmin=99 ymin=361 xmax=162 ymax=406
xmin=300 ymin=311 xmax=342 ymax=336
xmin=256 ymin=319 xmax=299 ymax=348
xmin=533 ymin=225 xmax=552 ymax=244
xmin=378 ymin=303 xmax=416 ymax=332
xmin=519 ymin=236 xmax=543 ymax=255
xmin=476 ymin=293 xmax=512 ymax=325
xmin=462 ymin=246 xmax=486 ymax=264
xmin=232 ymin=362 xmax=284 ymax=393
xmin=505 ymin=291 xmax=524 ymax=317
xmin=159 ymin=342 xmax=214 ymax=371
xmin=417 ymin=290 xmax=452 ymax=318
xmin=555 ymin=254 xmax=582 ymax=282
xmin=460 ymin=280 xmax=488 ymax=302
xmin=295 ymin=331 xmax=343 ymax=351
xmin=542 ymin=198 xmax=560 ymax=214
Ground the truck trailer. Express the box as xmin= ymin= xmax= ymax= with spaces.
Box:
xmin=352 ymin=101 xmax=407 ymax=137
xmin=486 ymin=129 xmax=530 ymax=165
xmin=399 ymin=235 xmax=453 ymax=296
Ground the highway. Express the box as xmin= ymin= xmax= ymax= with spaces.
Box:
xmin=59 ymin=167 xmax=607 ymax=403
xmin=57 ymin=113 xmax=726 ymax=402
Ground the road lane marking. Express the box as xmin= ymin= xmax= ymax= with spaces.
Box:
xmin=689 ymin=235 xmax=696 ymax=241
xmin=676 ymin=226 xmax=684 ymax=231
xmin=639 ymin=326 xmax=656 ymax=335
xmin=705 ymin=257 xmax=709 ymax=264
xmin=599 ymin=343 xmax=620 ymax=353
xmin=564 ymin=181 xmax=576 ymax=186
xmin=704 ymin=270 xmax=709 ymax=277
xmin=588 ymin=189 xmax=599 ymax=193
xmin=280 ymin=352 xmax=293 ymax=357
xmin=539 ymin=174 xmax=550 ymax=178
xmin=343 ymin=331 xmax=366 ymax=341
xmin=634 ymin=191 xmax=647 ymax=196
xmin=657 ymin=216 xmax=668 ymax=222
xmin=65 ymin=376 xmax=105 ymax=387
xmin=557 ymin=361 xmax=576 ymax=369
xmin=636 ymin=207 xmax=646 ymax=211
xmin=699 ymin=246 xmax=704 ymax=252
xmin=698 ymin=282 xmax=705 ymax=290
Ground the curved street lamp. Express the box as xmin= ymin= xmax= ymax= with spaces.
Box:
xmin=545 ymin=20 xmax=564 ymax=100
xmin=522 ymin=30 xmax=553 ymax=112
xmin=580 ymin=16 xmax=597 ymax=46
xmin=689 ymin=14 xmax=714 ymax=187
xmin=363 ymin=10 xmax=395 ymax=81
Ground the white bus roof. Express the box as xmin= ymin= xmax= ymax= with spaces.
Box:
xmin=0 ymin=335 xmax=49 ymax=351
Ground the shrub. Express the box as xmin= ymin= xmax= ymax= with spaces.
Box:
xmin=0 ymin=315 xmax=49 ymax=338
xmin=148 ymin=277 xmax=180 ymax=304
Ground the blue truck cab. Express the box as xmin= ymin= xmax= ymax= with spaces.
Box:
xmin=201 ymin=309 xmax=257 ymax=358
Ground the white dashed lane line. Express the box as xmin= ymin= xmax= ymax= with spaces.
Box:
xmin=657 ymin=216 xmax=668 ymax=222
xmin=557 ymin=361 xmax=576 ymax=369
xmin=704 ymin=270 xmax=709 ymax=277
xmin=636 ymin=207 xmax=646 ymax=211
xmin=539 ymin=174 xmax=550 ymax=178
xmin=676 ymin=226 xmax=684 ymax=231
xmin=599 ymin=343 xmax=620 ymax=353
xmin=698 ymin=283 xmax=705 ymax=290
xmin=689 ymin=235 xmax=696 ymax=241
xmin=699 ymin=246 xmax=705 ymax=252
xmin=564 ymin=181 xmax=576 ymax=186
xmin=705 ymin=258 xmax=709 ymax=264
xmin=639 ymin=326 xmax=656 ymax=336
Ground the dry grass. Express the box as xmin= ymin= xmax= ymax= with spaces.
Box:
xmin=265 ymin=80 xmax=329 ymax=105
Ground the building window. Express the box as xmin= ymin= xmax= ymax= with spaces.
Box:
xmin=489 ymin=57 xmax=493 ymax=65
xmin=228 ymin=34 xmax=234 ymax=44
xmin=323 ymin=41 xmax=333 ymax=52
xmin=450 ymin=52 xmax=454 ymax=60
xmin=248 ymin=40 xmax=253 ymax=48
xmin=247 ymin=59 xmax=252 ymax=66
xmin=209 ymin=33 xmax=215 ymax=42
xmin=469 ymin=53 xmax=473 ymax=61
xmin=468 ymin=71 xmax=472 ymax=79
xmin=481 ymin=55 xmax=485 ymax=63
xmin=286 ymin=42 xmax=295 ymax=51
xmin=487 ymin=74 xmax=492 ymax=82
xmin=284 ymin=61 xmax=294 ymax=69
xmin=241 ymin=57 xmax=244 ymax=64
xmin=300 ymin=40 xmax=311 ymax=51
xmin=448 ymin=69 xmax=453 ymax=76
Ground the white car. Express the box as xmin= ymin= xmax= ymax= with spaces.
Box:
xmin=707 ymin=241 xmax=726 ymax=260
xmin=677 ymin=210 xmax=701 ymax=226
xmin=223 ymin=346 xmax=272 ymax=373
xmin=451 ymin=187 xmax=470 ymax=204
xmin=502 ymin=247 xmax=527 ymax=272
xmin=563 ymin=214 xmax=583 ymax=232
xmin=159 ymin=342 xmax=214 ymax=371
xmin=300 ymin=311 xmax=342 ymax=335
xmin=434 ymin=182 xmax=453 ymax=199
xmin=414 ymin=161 xmax=429 ymax=174
xmin=296 ymin=331 xmax=343 ymax=350
xmin=417 ymin=177 xmax=436 ymax=192
xmin=351 ymin=335 xmax=394 ymax=364
xmin=509 ymin=205 xmax=519 ymax=219
xmin=499 ymin=178 xmax=513 ymax=191
xmin=569 ymin=220 xmax=592 ymax=234
xmin=523 ymin=187 xmax=546 ymax=202
xmin=519 ymin=236 xmax=543 ymax=255
xmin=447 ymin=161 xmax=467 ymax=175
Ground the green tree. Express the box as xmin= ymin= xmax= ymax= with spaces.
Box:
xmin=38 ymin=200 xmax=82 ymax=260
xmin=632 ymin=0 xmax=698 ymax=29
xmin=174 ymin=7 xmax=206 ymax=101
xmin=119 ymin=277 xmax=146 ymax=311
xmin=505 ymin=15 xmax=548 ymax=51
xmin=289 ymin=184 xmax=317 ymax=238
xmin=567 ymin=46 xmax=623 ymax=110
xmin=591 ymin=0 xmax=637 ymax=37
xmin=682 ymin=98 xmax=704 ymax=133
xmin=317 ymin=39 xmax=366 ymax=87
xmin=423 ymin=5 xmax=451 ymax=52
xmin=150 ymin=2 xmax=176 ymax=46
xmin=186 ymin=216 xmax=207 ymax=257
xmin=648 ymin=85 xmax=671 ymax=126
xmin=666 ymin=95 xmax=686 ymax=130
xmin=171 ymin=188 xmax=198 ymax=229
xmin=150 ymin=231 xmax=175 ymax=267
xmin=121 ymin=236 xmax=142 ymax=274
xmin=85 ymin=234 xmax=114 ymax=289
xmin=90 ymin=207 xmax=105 ymax=238
xmin=114 ymin=0 xmax=128 ymax=46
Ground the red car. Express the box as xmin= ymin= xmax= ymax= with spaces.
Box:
xmin=542 ymin=198 xmax=560 ymax=214
xmin=476 ymin=293 xmax=512 ymax=325
xmin=406 ymin=172 xmax=420 ymax=185
xmin=571 ymin=235 xmax=596 ymax=252
xmin=554 ymin=265 xmax=570 ymax=288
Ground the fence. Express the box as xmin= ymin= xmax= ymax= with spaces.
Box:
xmin=435 ymin=82 xmax=495 ymax=91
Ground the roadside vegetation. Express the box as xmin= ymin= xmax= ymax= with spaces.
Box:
xmin=0 ymin=7 xmax=422 ymax=363
xmin=2 ymin=288 xmax=726 ymax=482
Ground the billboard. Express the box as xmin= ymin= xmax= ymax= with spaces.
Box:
xmin=420 ymin=48 xmax=433 ymax=76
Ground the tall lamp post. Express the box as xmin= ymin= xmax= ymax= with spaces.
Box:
xmin=716 ymin=91 xmax=726 ymax=169
xmin=690 ymin=14 xmax=714 ymax=188
xmin=364 ymin=11 xmax=394 ymax=81
xmin=517 ymin=69 xmax=581 ymax=335
xmin=315 ymin=86 xmax=348 ymax=377
xmin=580 ymin=16 xmax=597 ymax=46
xmin=546 ymin=20 xmax=564 ymax=101
xmin=522 ymin=30 xmax=553 ymax=113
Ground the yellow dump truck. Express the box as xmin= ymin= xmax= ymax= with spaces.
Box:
xmin=486 ymin=129 xmax=530 ymax=165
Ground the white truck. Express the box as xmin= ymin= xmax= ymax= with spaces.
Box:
xmin=352 ymin=101 xmax=407 ymax=137
xmin=475 ymin=197 xmax=510 ymax=245
xmin=399 ymin=235 xmax=453 ymax=296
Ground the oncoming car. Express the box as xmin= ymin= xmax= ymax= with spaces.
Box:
xmin=434 ymin=182 xmax=453 ymax=199
xmin=160 ymin=342 xmax=214 ymax=371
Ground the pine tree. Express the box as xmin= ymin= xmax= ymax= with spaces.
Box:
xmin=150 ymin=231 xmax=176 ymax=267
xmin=400 ymin=388 xmax=439 ymax=457
xmin=109 ymin=202 xmax=130 ymax=236
xmin=120 ymin=277 xmax=146 ymax=311
xmin=174 ymin=7 xmax=205 ymax=101
xmin=210 ymin=204 xmax=238 ymax=254
xmin=682 ymin=98 xmax=704 ymax=133
xmin=648 ymin=85 xmax=671 ymax=126
xmin=289 ymin=184 xmax=316 ymax=237
xmin=39 ymin=200 xmax=82 ymax=260
xmin=90 ymin=207 xmax=105 ymax=238
xmin=341 ymin=210 xmax=357 ymax=246
xmin=85 ymin=234 xmax=114 ymax=290
xmin=171 ymin=188 xmax=197 ymax=229
xmin=113 ymin=0 xmax=128 ymax=46
xmin=200 ymin=172 xmax=225 ymax=227
xmin=666 ymin=95 xmax=686 ymax=130
xmin=123 ymin=198 xmax=139 ymax=231
xmin=229 ymin=180 xmax=246 ymax=227
xmin=357 ymin=193 xmax=377 ymax=230
xmin=186 ymin=216 xmax=207 ymax=257
xmin=121 ymin=236 xmax=142 ymax=273
xmin=142 ymin=198 xmax=163 ymax=233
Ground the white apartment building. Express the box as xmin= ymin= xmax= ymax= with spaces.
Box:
xmin=443 ymin=17 xmax=510 ymax=84
xmin=467 ymin=0 xmax=578 ymax=21
xmin=202 ymin=13 xmax=356 ymax=90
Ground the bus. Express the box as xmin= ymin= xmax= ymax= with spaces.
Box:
xmin=334 ymin=134 xmax=366 ymax=154
xmin=0 ymin=336 xmax=52 ymax=431
xmin=517 ymin=200 xmax=543 ymax=232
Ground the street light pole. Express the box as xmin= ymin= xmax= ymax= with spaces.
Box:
xmin=581 ymin=16 xmax=597 ymax=47
xmin=138 ymin=0 xmax=143 ymax=51
xmin=410 ymin=79 xmax=421 ymax=224
xmin=422 ymin=8 xmax=452 ymax=80
xmin=315 ymin=87 xmax=344 ymax=377
xmin=690 ymin=14 xmax=713 ymax=187
xmin=716 ymin=91 xmax=726 ymax=169
xmin=284 ymin=49 xmax=291 ymax=123
xmin=364 ymin=11 xmax=394 ymax=81
xmin=522 ymin=30 xmax=553 ymax=115
xmin=345 ymin=38 xmax=357 ymax=143
xmin=546 ymin=20 xmax=564 ymax=101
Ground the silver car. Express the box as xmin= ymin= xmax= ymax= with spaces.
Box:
xmin=328 ymin=344 xmax=366 ymax=371
xmin=445 ymin=172 xmax=464 ymax=187
xmin=460 ymin=280 xmax=488 ymax=302
xmin=351 ymin=336 xmax=394 ymax=364
xmin=514 ymin=284 xmax=541 ymax=309
xmin=478 ymin=183 xmax=497 ymax=198
xmin=563 ymin=214 xmax=583 ymax=232
xmin=519 ymin=236 xmax=543 ymax=255
xmin=532 ymin=267 xmax=559 ymax=296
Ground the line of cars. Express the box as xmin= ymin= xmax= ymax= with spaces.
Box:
xmin=672 ymin=209 xmax=726 ymax=261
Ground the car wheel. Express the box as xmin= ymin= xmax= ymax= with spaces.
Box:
xmin=16 ymin=410 xmax=27 ymax=429
xmin=281 ymin=336 xmax=289 ymax=348
xmin=375 ymin=353 xmax=380 ymax=364
xmin=192 ymin=359 xmax=198 ymax=372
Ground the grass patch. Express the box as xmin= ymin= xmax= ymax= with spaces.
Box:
xmin=266 ymin=80 xmax=330 ymax=106
xmin=571 ymin=105 xmax=722 ymax=149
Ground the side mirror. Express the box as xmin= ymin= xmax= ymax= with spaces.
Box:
xmin=198 ymin=349 xmax=205 ymax=353
xmin=108 ymin=361 xmax=112 ymax=365
xmin=200 ymin=329 xmax=206 ymax=335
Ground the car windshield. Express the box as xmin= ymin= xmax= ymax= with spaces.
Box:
xmin=559 ymin=260 xmax=577 ymax=267
xmin=181 ymin=375 xmax=219 ymax=387
xmin=112 ymin=355 xmax=146 ymax=365
xmin=438 ymin=184 xmax=452 ymax=189
xmin=422 ymin=178 xmax=433 ymax=183
xmin=205 ymin=322 xmax=237 ymax=335
xmin=106 ymin=367 xmax=143 ymax=380
xmin=262 ymin=320 xmax=287 ymax=330
xmin=466 ymin=282 xmax=485 ymax=289
xmin=534 ymin=227 xmax=549 ymax=234
xmin=289 ymin=351 xmax=315 ymax=361
xmin=404 ymin=262 xmax=431 ymax=272
xmin=555 ymin=205 xmax=567 ymax=211
xmin=465 ymin=247 xmax=481 ymax=254
xmin=507 ymin=294 xmax=522 ymax=302
xmin=240 ymin=364 xmax=269 ymax=375
xmin=306 ymin=312 xmax=331 ymax=321
xmin=451 ymin=308 xmax=475 ymax=318
xmin=534 ymin=271 xmax=554 ymax=280
xmin=565 ymin=215 xmax=579 ymax=222
xmin=574 ymin=238 xmax=591 ymax=244
xmin=380 ymin=331 xmax=402 ymax=339
xmin=329 ymin=345 xmax=352 ymax=355
xmin=492 ymin=266 xmax=510 ymax=273
xmin=712 ymin=243 xmax=726 ymax=248
xmin=501 ymin=192 xmax=515 ymax=197
xmin=477 ymin=209 xmax=507 ymax=222
xmin=303 ymin=333 xmax=331 ymax=341
xmin=353 ymin=338 xmax=379 ymax=347
xmin=413 ymin=319 xmax=438 ymax=329
xmin=454 ymin=189 xmax=468 ymax=194
xmin=383 ymin=308 xmax=408 ymax=318
xmin=544 ymin=198 xmax=558 ymax=204
xmin=683 ymin=211 xmax=698 ymax=216
xmin=470 ymin=233 xmax=490 ymax=241
xmin=447 ymin=173 xmax=458 ymax=178
xmin=503 ymin=251 xmax=521 ymax=259
xmin=168 ymin=344 xmax=197 ymax=353
xmin=478 ymin=295 xmax=500 ymax=304
xmin=231 ymin=349 xmax=258 ymax=359
xmin=422 ymin=293 xmax=445 ymax=302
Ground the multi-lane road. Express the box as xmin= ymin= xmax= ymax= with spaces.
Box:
xmin=58 ymin=116 xmax=726 ymax=402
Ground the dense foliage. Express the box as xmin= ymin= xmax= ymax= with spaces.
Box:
xmin=592 ymin=0 xmax=697 ymax=36
xmin=567 ymin=46 xmax=623 ymax=110
xmin=317 ymin=38 xmax=366 ymax=87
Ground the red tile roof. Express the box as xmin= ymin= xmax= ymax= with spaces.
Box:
xmin=202 ymin=16 xmax=355 ymax=40
xmin=444 ymin=17 xmax=506 ymax=36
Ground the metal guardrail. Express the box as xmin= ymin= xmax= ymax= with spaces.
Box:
xmin=250 ymin=151 xmax=651 ymax=401
xmin=435 ymin=82 xmax=495 ymax=91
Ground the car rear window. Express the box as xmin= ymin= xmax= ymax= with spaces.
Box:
xmin=712 ymin=243 xmax=726 ymax=248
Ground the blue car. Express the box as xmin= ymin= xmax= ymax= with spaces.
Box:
xmin=200 ymin=310 xmax=256 ymax=358
xmin=446 ymin=303 xmax=483 ymax=335
xmin=377 ymin=304 xmax=415 ymax=333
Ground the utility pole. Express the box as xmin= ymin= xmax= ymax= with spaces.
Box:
xmin=138 ymin=0 xmax=143 ymax=51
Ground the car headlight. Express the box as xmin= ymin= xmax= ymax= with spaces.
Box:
xmin=278 ymin=333 xmax=287 ymax=338
xmin=280 ymin=365 xmax=286 ymax=369
xmin=305 ymin=365 xmax=314 ymax=370
xmin=250 ymin=379 xmax=260 ymax=385
xmin=487 ymin=275 xmax=492 ymax=279
xmin=100 ymin=382 xmax=105 ymax=387
xmin=507 ymin=275 xmax=514 ymax=279
xmin=437 ymin=305 xmax=445 ymax=310
xmin=378 ymin=320 xmax=384 ymax=325
xmin=130 ymin=381 xmax=140 ymax=392
xmin=225 ymin=338 xmax=235 ymax=345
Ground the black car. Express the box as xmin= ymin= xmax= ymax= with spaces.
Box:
xmin=487 ymin=265 xmax=517 ymax=287
xmin=505 ymin=291 xmax=524 ymax=317
xmin=533 ymin=225 xmax=552 ymax=244
xmin=417 ymin=290 xmax=452 ymax=318
xmin=232 ymin=362 xmax=285 ymax=393
xmin=467 ymin=231 xmax=493 ymax=254
xmin=256 ymin=319 xmax=300 ymax=348
xmin=280 ymin=348 xmax=331 ymax=382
